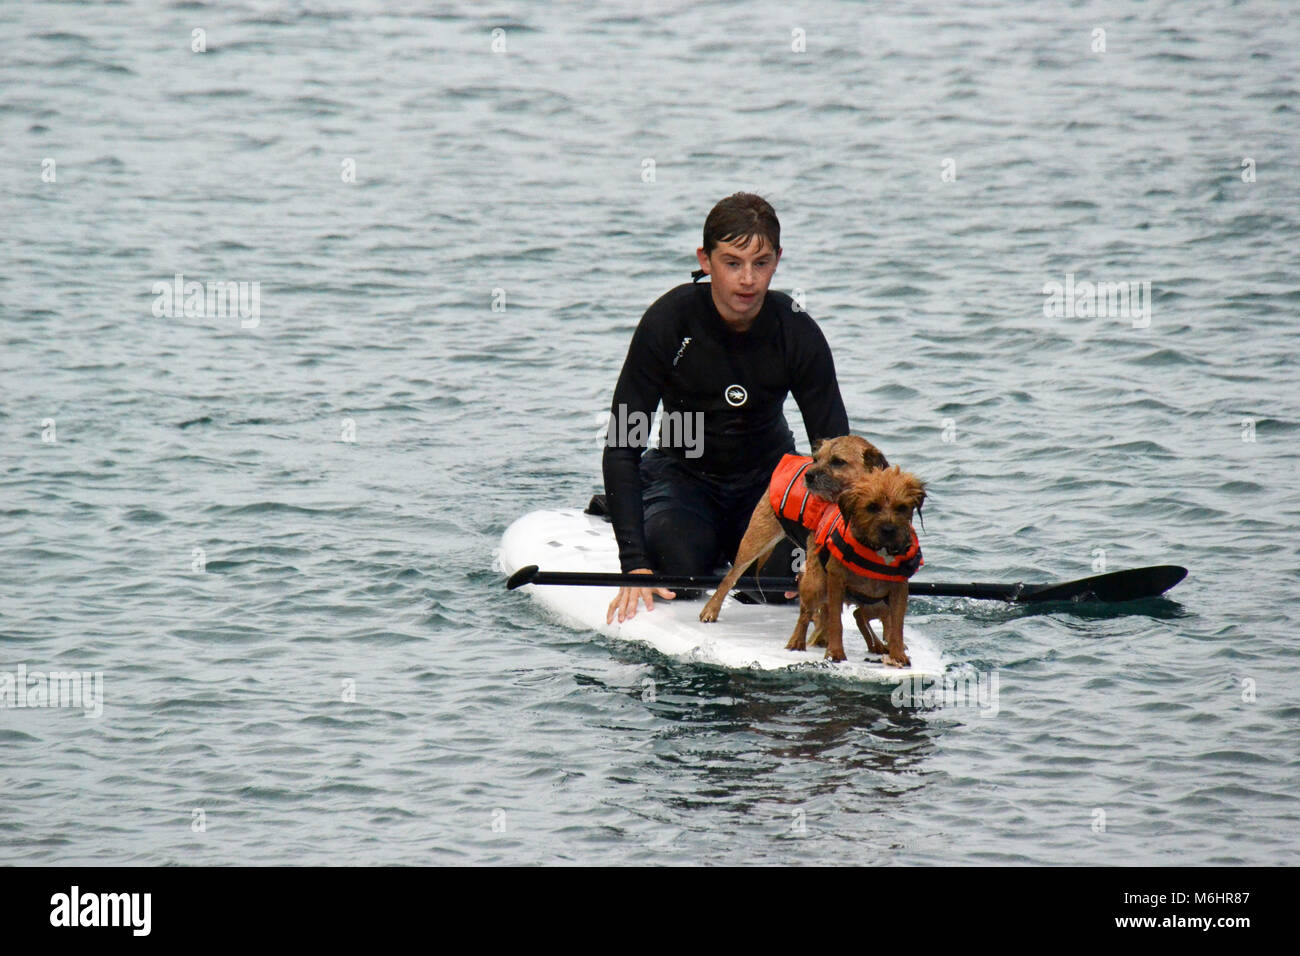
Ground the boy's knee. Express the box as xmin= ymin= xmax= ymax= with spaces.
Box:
xmin=645 ymin=510 xmax=721 ymax=578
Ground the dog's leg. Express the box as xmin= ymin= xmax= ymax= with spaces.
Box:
xmin=786 ymin=543 xmax=824 ymax=651
xmin=853 ymin=605 xmax=889 ymax=656
xmin=804 ymin=534 xmax=829 ymax=646
xmin=698 ymin=530 xmax=783 ymax=622
xmin=785 ymin=600 xmax=814 ymax=652
xmin=824 ymin=567 xmax=848 ymax=662
xmin=809 ymin=604 xmax=827 ymax=647
xmin=699 ymin=501 xmax=784 ymax=622
xmin=881 ymin=584 xmax=911 ymax=668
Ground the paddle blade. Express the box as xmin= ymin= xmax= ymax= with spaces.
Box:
xmin=506 ymin=565 xmax=540 ymax=590
xmin=1018 ymin=565 xmax=1187 ymax=603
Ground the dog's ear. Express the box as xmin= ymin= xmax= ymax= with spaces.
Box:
xmin=811 ymin=436 xmax=826 ymax=455
xmin=863 ymin=444 xmax=889 ymax=471
xmin=904 ymin=476 xmax=927 ymax=512
xmin=837 ymin=482 xmax=866 ymax=516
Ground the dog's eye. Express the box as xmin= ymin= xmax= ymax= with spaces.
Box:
xmin=894 ymin=504 xmax=908 ymax=513
xmin=830 ymin=457 xmax=845 ymax=466
xmin=866 ymin=503 xmax=881 ymax=514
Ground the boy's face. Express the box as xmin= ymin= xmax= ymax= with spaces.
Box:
xmin=695 ymin=235 xmax=781 ymax=330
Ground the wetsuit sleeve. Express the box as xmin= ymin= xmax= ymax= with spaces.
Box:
xmin=602 ymin=309 xmax=675 ymax=572
xmin=789 ymin=315 xmax=850 ymax=446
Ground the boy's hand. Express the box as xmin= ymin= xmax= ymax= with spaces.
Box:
xmin=606 ymin=568 xmax=676 ymax=624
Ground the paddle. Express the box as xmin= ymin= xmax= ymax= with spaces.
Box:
xmin=505 ymin=564 xmax=1187 ymax=604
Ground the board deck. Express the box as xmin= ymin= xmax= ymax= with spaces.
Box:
xmin=497 ymin=508 xmax=945 ymax=682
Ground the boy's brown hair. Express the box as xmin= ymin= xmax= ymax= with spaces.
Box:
xmin=701 ymin=192 xmax=781 ymax=257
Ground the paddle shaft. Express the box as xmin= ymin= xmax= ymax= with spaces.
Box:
xmin=514 ymin=571 xmax=1018 ymax=599
xmin=505 ymin=564 xmax=1187 ymax=604
xmin=516 ymin=569 xmax=798 ymax=590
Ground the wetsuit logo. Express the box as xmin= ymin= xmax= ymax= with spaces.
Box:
xmin=724 ymin=384 xmax=748 ymax=407
xmin=672 ymin=337 xmax=692 ymax=367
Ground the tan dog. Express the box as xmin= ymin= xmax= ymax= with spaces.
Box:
xmin=699 ymin=435 xmax=888 ymax=624
xmin=786 ymin=466 xmax=926 ymax=665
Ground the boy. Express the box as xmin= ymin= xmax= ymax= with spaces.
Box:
xmin=603 ymin=193 xmax=850 ymax=623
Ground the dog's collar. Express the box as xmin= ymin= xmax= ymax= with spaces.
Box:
xmin=814 ymin=510 xmax=923 ymax=582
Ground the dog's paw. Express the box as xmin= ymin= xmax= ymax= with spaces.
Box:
xmin=698 ymin=602 xmax=720 ymax=623
xmin=882 ymin=652 xmax=910 ymax=668
xmin=824 ymin=647 xmax=848 ymax=663
xmin=785 ymin=635 xmax=807 ymax=651
xmin=859 ymin=624 xmax=887 ymax=655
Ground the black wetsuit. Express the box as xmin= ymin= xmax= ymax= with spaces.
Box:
xmin=601 ymin=279 xmax=849 ymax=592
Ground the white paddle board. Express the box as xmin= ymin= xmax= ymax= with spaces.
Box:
xmin=496 ymin=508 xmax=944 ymax=682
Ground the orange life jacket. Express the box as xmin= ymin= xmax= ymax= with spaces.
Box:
xmin=813 ymin=510 xmax=923 ymax=582
xmin=768 ymin=453 xmax=834 ymax=532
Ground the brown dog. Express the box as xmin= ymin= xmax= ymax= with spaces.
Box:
xmin=786 ymin=466 xmax=926 ymax=665
xmin=698 ymin=435 xmax=888 ymax=624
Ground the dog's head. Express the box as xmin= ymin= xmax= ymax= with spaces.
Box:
xmin=804 ymin=435 xmax=889 ymax=500
xmin=836 ymin=466 xmax=926 ymax=557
